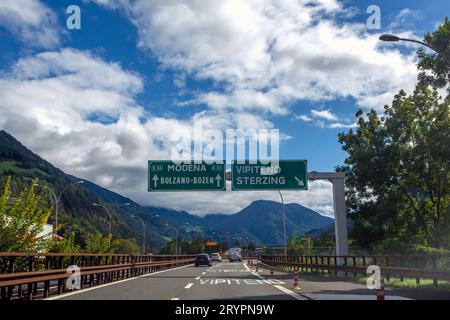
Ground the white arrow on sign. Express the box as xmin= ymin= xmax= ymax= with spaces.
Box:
xmin=152 ymin=175 xmax=159 ymax=188
xmin=295 ymin=176 xmax=304 ymax=186
xmin=215 ymin=174 xmax=222 ymax=188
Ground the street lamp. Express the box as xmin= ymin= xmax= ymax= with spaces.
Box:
xmin=37 ymin=180 xmax=84 ymax=229
xmin=132 ymin=214 xmax=146 ymax=254
xmin=278 ymin=190 xmax=287 ymax=256
xmin=379 ymin=34 xmax=450 ymax=64
xmin=92 ymin=203 xmax=112 ymax=236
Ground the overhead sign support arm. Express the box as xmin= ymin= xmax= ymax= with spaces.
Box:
xmin=308 ymin=172 xmax=348 ymax=257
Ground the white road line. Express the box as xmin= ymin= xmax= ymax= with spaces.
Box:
xmin=273 ymin=285 xmax=308 ymax=300
xmin=243 ymin=262 xmax=265 ymax=280
xmin=202 ymin=272 xmax=206 ymax=275
xmin=195 ymin=276 xmax=201 ymax=280
xmin=45 ymin=264 xmax=193 ymax=300
xmin=184 ymin=283 xmax=194 ymax=289
xmin=171 ymin=297 xmax=180 ymax=300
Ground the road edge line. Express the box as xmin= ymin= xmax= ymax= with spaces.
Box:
xmin=273 ymin=285 xmax=308 ymax=300
xmin=44 ymin=264 xmax=193 ymax=300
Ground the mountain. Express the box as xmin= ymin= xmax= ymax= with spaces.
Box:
xmin=202 ymin=200 xmax=333 ymax=244
xmin=0 ymin=130 xmax=138 ymax=244
xmin=307 ymin=219 xmax=354 ymax=239
xmin=0 ymin=129 xmax=334 ymax=248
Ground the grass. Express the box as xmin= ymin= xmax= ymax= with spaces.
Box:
xmin=0 ymin=161 xmax=47 ymax=176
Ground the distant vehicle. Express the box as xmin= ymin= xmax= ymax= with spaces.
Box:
xmin=210 ymin=253 xmax=222 ymax=262
xmin=228 ymin=251 xmax=242 ymax=262
xmin=194 ymin=254 xmax=212 ymax=267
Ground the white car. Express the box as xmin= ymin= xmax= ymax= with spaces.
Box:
xmin=210 ymin=253 xmax=222 ymax=262
xmin=228 ymin=252 xmax=242 ymax=262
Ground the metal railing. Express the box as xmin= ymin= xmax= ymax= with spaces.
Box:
xmin=0 ymin=253 xmax=196 ymax=300
xmin=259 ymin=254 xmax=450 ymax=286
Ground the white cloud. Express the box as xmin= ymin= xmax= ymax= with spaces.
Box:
xmin=0 ymin=0 xmax=61 ymax=48
xmin=88 ymin=0 xmax=418 ymax=114
xmin=327 ymin=122 xmax=356 ymax=129
xmin=1 ymin=49 xmax=319 ymax=216
xmin=311 ymin=109 xmax=338 ymax=121
xmin=295 ymin=114 xmax=312 ymax=122
xmin=388 ymin=8 xmax=422 ymax=31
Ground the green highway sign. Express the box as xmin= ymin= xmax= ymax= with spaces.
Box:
xmin=231 ymin=160 xmax=308 ymax=191
xmin=148 ymin=161 xmax=226 ymax=192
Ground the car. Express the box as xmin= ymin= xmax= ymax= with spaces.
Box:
xmin=194 ymin=254 xmax=212 ymax=267
xmin=228 ymin=252 xmax=242 ymax=262
xmin=210 ymin=253 xmax=222 ymax=262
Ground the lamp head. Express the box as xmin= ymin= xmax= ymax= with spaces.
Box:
xmin=379 ymin=34 xmax=400 ymax=42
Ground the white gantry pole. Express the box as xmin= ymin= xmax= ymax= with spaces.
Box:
xmin=308 ymin=172 xmax=348 ymax=258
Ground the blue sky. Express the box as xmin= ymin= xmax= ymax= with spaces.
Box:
xmin=0 ymin=0 xmax=447 ymax=216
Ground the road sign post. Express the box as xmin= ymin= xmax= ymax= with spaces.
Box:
xmin=148 ymin=161 xmax=226 ymax=192
xmin=231 ymin=160 xmax=308 ymax=191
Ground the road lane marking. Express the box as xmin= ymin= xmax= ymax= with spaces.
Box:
xmin=171 ymin=297 xmax=180 ymax=300
xmin=45 ymin=264 xmax=193 ymax=300
xmin=202 ymin=272 xmax=206 ymax=275
xmin=243 ymin=262 xmax=265 ymax=279
xmin=198 ymin=278 xmax=284 ymax=285
xmin=273 ymin=285 xmax=308 ymax=300
xmin=195 ymin=276 xmax=201 ymax=280
xmin=184 ymin=283 xmax=194 ymax=289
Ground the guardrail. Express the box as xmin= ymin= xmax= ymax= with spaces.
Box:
xmin=0 ymin=253 xmax=196 ymax=300
xmin=259 ymin=254 xmax=450 ymax=286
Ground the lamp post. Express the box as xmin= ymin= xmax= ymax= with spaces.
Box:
xmin=132 ymin=214 xmax=146 ymax=254
xmin=379 ymin=34 xmax=450 ymax=65
xmin=92 ymin=203 xmax=112 ymax=236
xmin=37 ymin=180 xmax=84 ymax=229
xmin=278 ymin=190 xmax=287 ymax=256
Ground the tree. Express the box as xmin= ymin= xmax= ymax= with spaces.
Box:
xmin=287 ymin=235 xmax=312 ymax=255
xmin=0 ymin=177 xmax=52 ymax=253
xmin=338 ymin=18 xmax=450 ymax=253
xmin=48 ymin=232 xmax=80 ymax=253
xmin=417 ymin=17 xmax=450 ymax=95
xmin=84 ymin=232 xmax=118 ymax=254
xmin=114 ymin=238 xmax=140 ymax=254
xmin=339 ymin=88 xmax=449 ymax=251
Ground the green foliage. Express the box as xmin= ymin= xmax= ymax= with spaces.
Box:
xmin=159 ymin=238 xmax=205 ymax=255
xmin=339 ymin=86 xmax=450 ymax=251
xmin=114 ymin=238 xmax=140 ymax=254
xmin=417 ymin=17 xmax=450 ymax=94
xmin=159 ymin=240 xmax=178 ymax=255
xmin=287 ymin=235 xmax=313 ymax=255
xmin=0 ymin=176 xmax=52 ymax=252
xmin=339 ymin=19 xmax=450 ymax=253
xmin=47 ymin=232 xmax=80 ymax=253
xmin=84 ymin=232 xmax=118 ymax=254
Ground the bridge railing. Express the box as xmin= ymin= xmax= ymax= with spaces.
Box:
xmin=259 ymin=254 xmax=450 ymax=286
xmin=0 ymin=253 xmax=196 ymax=300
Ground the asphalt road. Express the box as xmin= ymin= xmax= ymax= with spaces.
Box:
xmin=50 ymin=260 xmax=411 ymax=300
